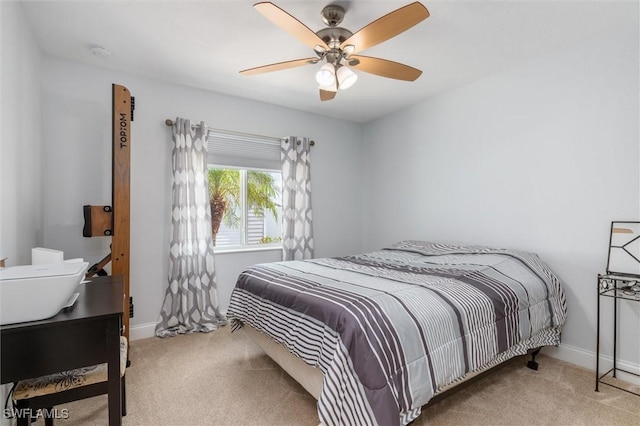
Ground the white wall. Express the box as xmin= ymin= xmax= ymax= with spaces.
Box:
xmin=362 ymin=27 xmax=639 ymax=368
xmin=0 ymin=3 xmax=43 ymax=424
xmin=40 ymin=56 xmax=364 ymax=337
xmin=0 ymin=1 xmax=43 ymax=266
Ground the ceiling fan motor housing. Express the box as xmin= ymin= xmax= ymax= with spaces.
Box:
xmin=316 ymin=27 xmax=353 ymax=49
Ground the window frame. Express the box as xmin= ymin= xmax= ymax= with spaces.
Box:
xmin=208 ymin=164 xmax=283 ymax=254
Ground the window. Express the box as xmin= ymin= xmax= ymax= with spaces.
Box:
xmin=205 ymin=127 xmax=283 ymax=251
xmin=208 ymin=167 xmax=282 ymax=250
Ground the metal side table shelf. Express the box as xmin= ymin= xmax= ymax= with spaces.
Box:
xmin=595 ymin=273 xmax=640 ymax=396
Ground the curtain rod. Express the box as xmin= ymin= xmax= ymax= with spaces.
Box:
xmin=164 ymin=119 xmax=315 ymax=146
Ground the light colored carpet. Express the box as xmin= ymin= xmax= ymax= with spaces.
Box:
xmin=38 ymin=325 xmax=640 ymax=425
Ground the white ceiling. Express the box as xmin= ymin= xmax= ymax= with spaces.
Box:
xmin=20 ymin=0 xmax=638 ymax=123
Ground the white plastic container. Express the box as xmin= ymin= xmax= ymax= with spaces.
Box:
xmin=0 ymin=262 xmax=89 ymax=325
xmin=31 ymin=247 xmax=64 ymax=265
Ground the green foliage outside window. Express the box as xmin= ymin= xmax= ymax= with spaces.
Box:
xmin=208 ymin=168 xmax=279 ymax=245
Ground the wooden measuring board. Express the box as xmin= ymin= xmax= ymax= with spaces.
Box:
xmin=112 ymin=84 xmax=132 ymax=343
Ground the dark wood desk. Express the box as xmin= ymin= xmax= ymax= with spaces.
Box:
xmin=1 ymin=276 xmax=124 ymax=425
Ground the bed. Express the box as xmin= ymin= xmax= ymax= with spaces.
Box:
xmin=227 ymin=241 xmax=567 ymax=426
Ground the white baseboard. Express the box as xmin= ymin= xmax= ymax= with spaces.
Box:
xmin=128 ymin=312 xmax=229 ymax=341
xmin=126 ymin=324 xmax=640 ymax=387
xmin=129 ymin=322 xmax=157 ymax=341
xmin=127 ymin=309 xmax=229 ymax=341
xmin=543 ymin=343 xmax=640 ymax=385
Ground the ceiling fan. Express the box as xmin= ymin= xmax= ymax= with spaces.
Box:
xmin=240 ymin=2 xmax=430 ymax=101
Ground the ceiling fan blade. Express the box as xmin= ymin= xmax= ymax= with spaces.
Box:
xmin=254 ymin=2 xmax=329 ymax=51
xmin=240 ymin=58 xmax=318 ymax=76
xmin=319 ymin=89 xmax=337 ymax=101
xmin=350 ymin=55 xmax=422 ymax=81
xmin=340 ymin=2 xmax=429 ymax=54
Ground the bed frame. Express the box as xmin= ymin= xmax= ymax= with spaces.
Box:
xmin=243 ymin=324 xmax=541 ymax=410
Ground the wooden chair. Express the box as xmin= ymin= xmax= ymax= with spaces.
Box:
xmin=11 ymin=336 xmax=128 ymax=425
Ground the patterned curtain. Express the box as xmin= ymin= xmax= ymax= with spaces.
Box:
xmin=156 ymin=118 xmax=226 ymax=337
xmin=281 ymin=137 xmax=314 ymax=261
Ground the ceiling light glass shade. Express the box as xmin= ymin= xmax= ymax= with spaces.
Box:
xmin=319 ymin=81 xmax=337 ymax=92
xmin=336 ymin=66 xmax=357 ymax=90
xmin=315 ymin=63 xmax=336 ymax=86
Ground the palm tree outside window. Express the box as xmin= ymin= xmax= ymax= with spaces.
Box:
xmin=208 ymin=167 xmax=282 ymax=248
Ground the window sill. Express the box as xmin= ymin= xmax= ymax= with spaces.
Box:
xmin=214 ymin=245 xmax=282 ymax=255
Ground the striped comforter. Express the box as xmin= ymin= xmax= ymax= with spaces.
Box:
xmin=228 ymin=241 xmax=567 ymax=426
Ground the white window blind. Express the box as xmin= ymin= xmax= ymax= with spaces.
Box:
xmin=207 ymin=129 xmax=282 ymax=170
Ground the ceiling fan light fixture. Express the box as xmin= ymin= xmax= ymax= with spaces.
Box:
xmin=319 ymin=80 xmax=337 ymax=93
xmin=315 ymin=63 xmax=336 ymax=86
xmin=342 ymin=44 xmax=356 ymax=57
xmin=313 ymin=44 xmax=327 ymax=55
xmin=336 ymin=65 xmax=357 ymax=90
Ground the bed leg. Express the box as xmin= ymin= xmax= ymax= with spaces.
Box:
xmin=527 ymin=348 xmax=541 ymax=370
